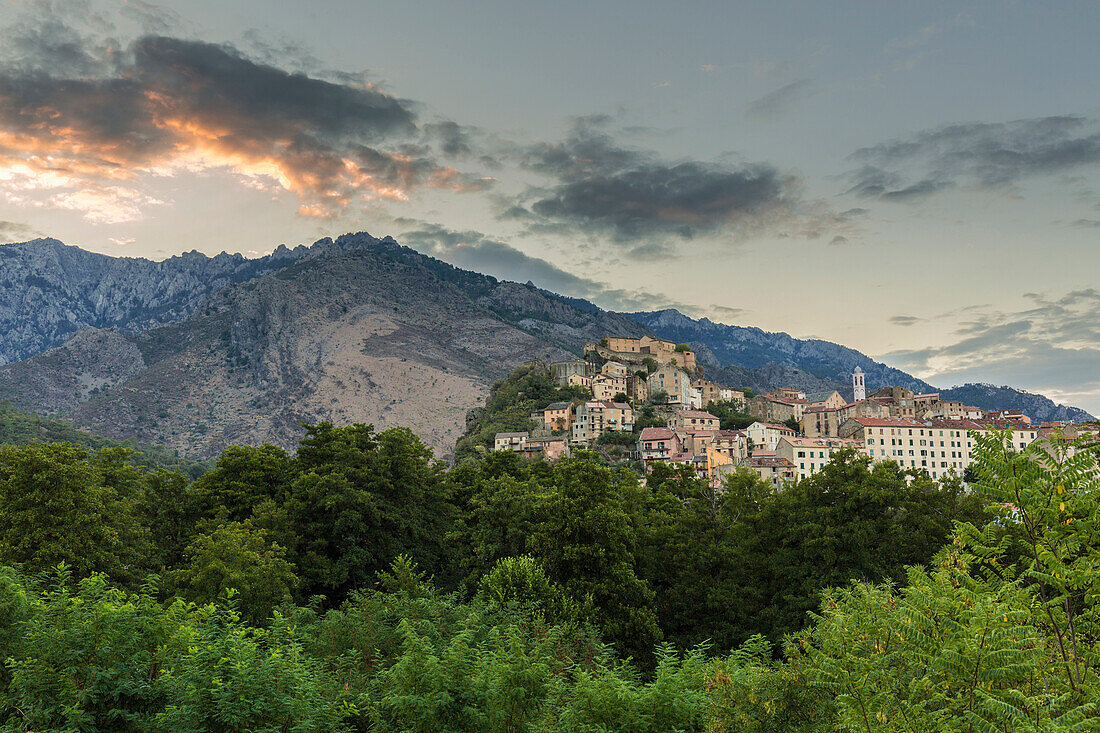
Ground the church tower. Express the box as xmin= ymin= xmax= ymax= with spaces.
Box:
xmin=852 ymin=366 xmax=866 ymax=402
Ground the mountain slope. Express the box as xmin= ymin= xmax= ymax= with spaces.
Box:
xmin=0 ymin=238 xmax=310 ymax=364
xmin=631 ymin=309 xmax=1094 ymax=422
xmin=0 ymin=233 xmax=648 ymax=458
xmin=939 ymin=384 xmax=1093 ymax=423
xmin=630 ymin=308 xmax=935 ymax=393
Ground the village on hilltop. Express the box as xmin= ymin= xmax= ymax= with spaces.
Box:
xmin=494 ymin=335 xmax=1098 ymax=486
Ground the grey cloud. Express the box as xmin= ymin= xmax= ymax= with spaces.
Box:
xmin=847 ymin=115 xmax=1100 ymax=202
xmin=745 ymin=79 xmax=814 ymax=122
xmin=889 ymin=315 xmax=924 ymax=326
xmin=1071 ymin=219 xmax=1100 ymax=228
xmin=507 ymin=119 xmax=821 ymax=243
xmin=829 ymin=235 xmax=848 ymax=245
xmin=0 ymin=16 xmax=482 ymax=218
xmin=881 ymin=291 xmax=1100 ymax=415
xmin=395 ymin=221 xmax=685 ymax=312
xmin=0 ymin=221 xmax=36 ymax=241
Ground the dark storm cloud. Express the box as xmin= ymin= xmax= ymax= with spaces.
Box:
xmin=0 ymin=24 xmax=486 ymax=219
xmin=395 ymin=220 xmax=684 ymax=311
xmin=846 ymin=116 xmax=1100 ymax=202
xmin=505 ymin=119 xmax=819 ymax=243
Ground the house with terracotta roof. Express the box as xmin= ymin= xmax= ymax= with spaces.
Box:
xmin=743 ymin=454 xmax=796 ymax=487
xmin=746 ymin=421 xmax=797 ymax=451
xmin=802 ymin=398 xmax=890 ymax=437
xmin=838 ymin=416 xmax=1040 ymax=479
xmin=748 ymin=390 xmax=811 ymax=423
xmin=673 ymin=409 xmax=720 ymax=430
xmin=713 ymin=429 xmax=748 ymax=462
xmin=638 ymin=427 xmax=683 ymax=466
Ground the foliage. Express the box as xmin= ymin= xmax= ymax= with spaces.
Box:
xmin=0 ymin=443 xmax=154 ymax=583
xmin=1 ymin=419 xmax=1098 ymax=730
xmin=705 ymin=399 xmax=756 ymax=430
xmin=674 ymin=343 xmax=691 ymax=353
xmin=166 ymin=521 xmax=298 ymax=625
xmin=453 ymin=361 xmax=588 ymax=462
xmin=0 ymin=400 xmax=211 ymax=477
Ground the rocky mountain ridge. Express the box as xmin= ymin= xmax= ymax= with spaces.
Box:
xmin=0 ymin=234 xmax=1091 ymax=455
xmin=0 ymin=238 xmax=311 ymax=364
xmin=0 ymin=233 xmax=649 ymax=458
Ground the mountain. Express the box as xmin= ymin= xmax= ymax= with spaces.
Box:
xmin=939 ymin=384 xmax=1093 ymax=424
xmin=0 ymin=233 xmax=647 ymax=458
xmin=631 ymin=308 xmax=1095 ymax=422
xmin=629 ymin=308 xmax=935 ymax=393
xmin=0 ymin=234 xmax=1091 ymax=456
xmin=0 ymin=238 xmax=311 ymax=364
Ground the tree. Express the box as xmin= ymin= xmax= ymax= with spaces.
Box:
xmin=526 ymin=454 xmax=662 ymax=664
xmin=271 ymin=423 xmax=456 ymax=602
xmin=188 ymin=443 xmax=292 ymax=526
xmin=167 ymin=521 xmax=298 ymax=625
xmin=960 ymin=430 xmax=1100 ymax=699
xmin=0 ymin=443 xmax=150 ymax=583
xmin=674 ymin=343 xmax=691 ymax=353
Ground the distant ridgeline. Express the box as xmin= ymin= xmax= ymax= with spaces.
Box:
xmin=0 ymin=234 xmax=1090 ymax=463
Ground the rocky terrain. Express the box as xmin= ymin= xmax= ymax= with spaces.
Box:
xmin=631 ymin=308 xmax=935 ymax=393
xmin=0 ymin=238 xmax=310 ymax=364
xmin=0 ymin=233 xmax=1091 ymax=456
xmin=939 ymin=384 xmax=1093 ymax=424
xmin=0 ymin=234 xmax=648 ymax=458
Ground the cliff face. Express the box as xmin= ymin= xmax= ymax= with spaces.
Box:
xmin=0 ymin=238 xmax=309 ymax=364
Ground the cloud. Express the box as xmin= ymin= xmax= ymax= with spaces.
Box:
xmin=829 ymin=235 xmax=848 ymax=245
xmin=745 ymin=79 xmax=814 ymax=122
xmin=394 ymin=220 xmax=684 ymax=312
xmin=0 ymin=16 xmax=486 ymax=221
xmin=505 ymin=118 xmax=836 ymax=244
xmin=846 ymin=115 xmax=1100 ymax=202
xmin=0 ymin=220 xmax=35 ymax=241
xmin=889 ymin=315 xmax=925 ymax=326
xmin=1070 ymin=218 xmax=1100 ymax=228
xmin=881 ymin=290 xmax=1100 ymax=415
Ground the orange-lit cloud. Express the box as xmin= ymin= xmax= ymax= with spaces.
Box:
xmin=0 ymin=36 xmax=487 ymax=222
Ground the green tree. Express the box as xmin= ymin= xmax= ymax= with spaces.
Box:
xmin=0 ymin=443 xmax=150 ymax=582
xmin=167 ymin=521 xmax=298 ymax=625
xmin=527 ymin=454 xmax=662 ymax=664
xmin=272 ymin=423 xmax=455 ymax=602
xmin=188 ymin=443 xmax=292 ymax=526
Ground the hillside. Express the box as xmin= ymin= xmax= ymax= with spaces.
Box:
xmin=0 ymin=401 xmax=210 ymax=477
xmin=0 ymin=233 xmax=647 ymax=459
xmin=940 ymin=384 xmax=1094 ymax=423
xmin=631 ymin=308 xmax=1094 ymax=422
xmin=630 ymin=308 xmax=935 ymax=393
xmin=0 ymin=238 xmax=311 ymax=364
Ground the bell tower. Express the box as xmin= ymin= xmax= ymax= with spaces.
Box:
xmin=852 ymin=366 xmax=866 ymax=402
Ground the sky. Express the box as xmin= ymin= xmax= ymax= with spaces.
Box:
xmin=1 ymin=0 xmax=1098 ymax=414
